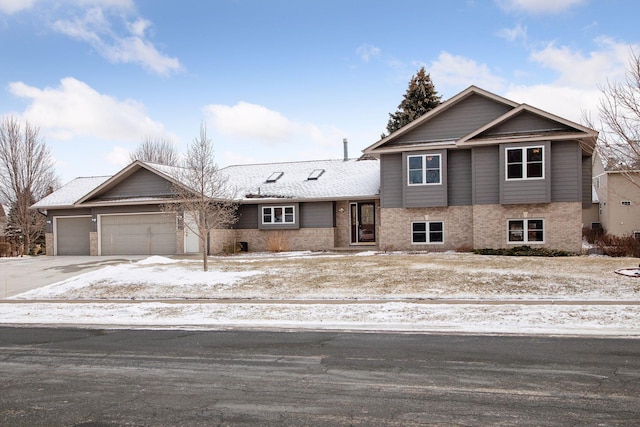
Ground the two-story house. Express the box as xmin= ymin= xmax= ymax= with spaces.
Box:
xmin=363 ymin=86 xmax=598 ymax=253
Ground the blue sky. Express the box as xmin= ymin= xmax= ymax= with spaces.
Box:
xmin=1 ymin=0 xmax=639 ymax=183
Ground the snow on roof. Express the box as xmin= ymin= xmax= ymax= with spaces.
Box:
xmin=31 ymin=176 xmax=111 ymax=209
xmin=221 ymin=158 xmax=380 ymax=201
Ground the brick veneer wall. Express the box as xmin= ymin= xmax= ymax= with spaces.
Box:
xmin=210 ymin=228 xmax=336 ymax=253
xmin=379 ymin=202 xmax=583 ymax=253
xmin=45 ymin=232 xmax=54 ymax=256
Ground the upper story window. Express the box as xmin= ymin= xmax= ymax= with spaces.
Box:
xmin=506 ymin=146 xmax=544 ymax=180
xmin=408 ymin=154 xmax=441 ymax=185
xmin=262 ymin=206 xmax=295 ymax=224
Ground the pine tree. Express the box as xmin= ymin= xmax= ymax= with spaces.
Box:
xmin=385 ymin=67 xmax=442 ymax=136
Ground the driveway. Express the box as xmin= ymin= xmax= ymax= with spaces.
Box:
xmin=0 ymin=256 xmax=147 ymax=298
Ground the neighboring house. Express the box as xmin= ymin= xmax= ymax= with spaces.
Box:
xmin=33 ymin=85 xmax=597 ymax=256
xmin=592 ymin=154 xmax=640 ymax=237
xmin=362 ymin=85 xmax=597 ymax=253
xmin=31 ymin=158 xmax=381 ymax=256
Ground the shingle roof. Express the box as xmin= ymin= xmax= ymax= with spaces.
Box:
xmin=220 ymin=158 xmax=380 ymax=201
xmin=31 ymin=176 xmax=111 ymax=209
xmin=30 ymin=158 xmax=380 ymax=209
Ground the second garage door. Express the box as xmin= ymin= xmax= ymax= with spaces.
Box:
xmin=100 ymin=213 xmax=176 ymax=255
xmin=56 ymin=216 xmax=92 ymax=255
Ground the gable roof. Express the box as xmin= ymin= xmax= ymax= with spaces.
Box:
xmin=31 ymin=157 xmax=380 ymax=210
xmin=364 ymin=85 xmax=598 ymax=155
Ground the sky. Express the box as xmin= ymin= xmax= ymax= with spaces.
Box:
xmin=1 ymin=0 xmax=639 ymax=184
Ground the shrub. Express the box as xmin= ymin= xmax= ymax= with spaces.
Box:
xmin=474 ymin=246 xmax=574 ymax=257
xmin=0 ymin=242 xmax=10 ymax=257
xmin=594 ymin=233 xmax=640 ymax=258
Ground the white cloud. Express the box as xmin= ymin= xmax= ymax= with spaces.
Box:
xmin=496 ymin=0 xmax=586 ymax=14
xmin=52 ymin=8 xmax=183 ymax=76
xmin=205 ymin=102 xmax=295 ymax=143
xmin=429 ymin=52 xmax=507 ymax=93
xmin=356 ymin=44 xmax=381 ymax=62
xmin=496 ymin=23 xmax=527 ymax=42
xmin=0 ymin=0 xmax=36 ymax=14
xmin=530 ymin=37 xmax=635 ymax=88
xmin=505 ymin=84 xmax=600 ymax=122
xmin=105 ymin=145 xmax=130 ymax=166
xmin=9 ymin=77 xmax=165 ymax=141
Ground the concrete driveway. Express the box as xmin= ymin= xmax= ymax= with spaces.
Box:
xmin=0 ymin=256 xmax=147 ymax=298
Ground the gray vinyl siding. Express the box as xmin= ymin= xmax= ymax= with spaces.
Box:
xmin=403 ymin=150 xmax=448 ymax=208
xmin=47 ymin=208 xmax=92 ymax=233
xmin=479 ymin=111 xmax=574 ymax=137
xmin=389 ymin=94 xmax=513 ymax=145
xmin=499 ymin=141 xmax=551 ymax=204
xmin=300 ymin=202 xmax=334 ymax=228
xmin=93 ymin=168 xmax=174 ymax=200
xmin=582 ymin=155 xmax=593 ymax=208
xmin=447 ymin=149 xmax=472 ymax=206
xmin=380 ymin=153 xmax=403 ymax=208
xmin=472 ymin=146 xmax=500 ymax=204
xmin=550 ymin=140 xmax=581 ymax=202
xmin=235 ymin=205 xmax=258 ymax=229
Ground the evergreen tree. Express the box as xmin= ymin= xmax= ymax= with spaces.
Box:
xmin=385 ymin=67 xmax=442 ymax=136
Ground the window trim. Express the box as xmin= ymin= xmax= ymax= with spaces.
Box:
xmin=407 ymin=154 xmax=442 ymax=186
xmin=507 ymin=218 xmax=545 ymax=244
xmin=505 ymin=145 xmax=545 ymax=181
xmin=261 ymin=205 xmax=296 ymax=225
xmin=411 ymin=221 xmax=444 ymax=245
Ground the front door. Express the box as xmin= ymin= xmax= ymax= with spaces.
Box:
xmin=350 ymin=202 xmax=376 ymax=244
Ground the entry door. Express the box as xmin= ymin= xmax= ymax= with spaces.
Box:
xmin=350 ymin=202 xmax=376 ymax=244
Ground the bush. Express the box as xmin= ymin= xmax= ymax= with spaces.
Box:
xmin=0 ymin=242 xmax=10 ymax=257
xmin=474 ymin=246 xmax=574 ymax=257
xmin=593 ymin=233 xmax=640 ymax=258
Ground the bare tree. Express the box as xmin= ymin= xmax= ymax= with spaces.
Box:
xmin=0 ymin=116 xmax=58 ymax=254
xmin=164 ymin=123 xmax=237 ymax=271
xmin=130 ymin=136 xmax=179 ymax=166
xmin=585 ymin=49 xmax=640 ymax=190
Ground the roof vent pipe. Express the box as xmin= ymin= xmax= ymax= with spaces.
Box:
xmin=343 ymin=138 xmax=348 ymax=161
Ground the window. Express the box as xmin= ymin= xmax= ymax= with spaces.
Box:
xmin=262 ymin=206 xmax=295 ymax=224
xmin=412 ymin=221 xmax=444 ymax=244
xmin=266 ymin=172 xmax=283 ymax=183
xmin=621 ymin=201 xmax=632 ymax=206
xmin=308 ymin=169 xmax=325 ymax=180
xmin=508 ymin=219 xmax=544 ymax=243
xmin=408 ymin=154 xmax=441 ymax=185
xmin=506 ymin=146 xmax=544 ymax=180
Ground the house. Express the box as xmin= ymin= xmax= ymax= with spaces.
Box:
xmin=592 ymin=154 xmax=640 ymax=237
xmin=362 ymin=85 xmax=598 ymax=253
xmin=33 ymin=85 xmax=597 ymax=256
xmin=31 ymin=157 xmax=381 ymax=256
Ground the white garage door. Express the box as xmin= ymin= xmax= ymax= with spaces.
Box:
xmin=56 ymin=216 xmax=92 ymax=255
xmin=100 ymin=213 xmax=176 ymax=255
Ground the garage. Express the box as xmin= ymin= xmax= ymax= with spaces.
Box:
xmin=99 ymin=213 xmax=177 ymax=255
xmin=55 ymin=216 xmax=92 ymax=255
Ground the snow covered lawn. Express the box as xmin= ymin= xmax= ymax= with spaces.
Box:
xmin=2 ymin=252 xmax=640 ymax=335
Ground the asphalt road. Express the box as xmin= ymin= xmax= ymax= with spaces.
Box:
xmin=0 ymin=328 xmax=639 ymax=426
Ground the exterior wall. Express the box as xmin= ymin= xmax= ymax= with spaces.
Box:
xmin=582 ymin=205 xmax=599 ymax=229
xmin=380 ymin=154 xmax=403 ymax=208
xmin=210 ymin=228 xmax=336 ymax=253
xmin=601 ymin=173 xmax=640 ymax=236
xmin=379 ymin=206 xmax=473 ymax=251
xmin=334 ymin=201 xmax=351 ymax=248
xmin=389 ymin=94 xmax=513 ymax=145
xmin=380 ymin=202 xmax=583 ymax=252
xmin=472 ymin=202 xmax=583 ymax=252
xmin=45 ymin=232 xmax=54 ymax=256
xmin=91 ymin=168 xmax=173 ymax=201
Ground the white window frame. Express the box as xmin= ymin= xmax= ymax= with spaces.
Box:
xmin=411 ymin=221 xmax=444 ymax=244
xmin=621 ymin=200 xmax=632 ymax=206
xmin=407 ymin=154 xmax=442 ymax=186
xmin=262 ymin=205 xmax=295 ymax=224
xmin=507 ymin=219 xmax=545 ymax=244
xmin=505 ymin=146 xmax=545 ymax=181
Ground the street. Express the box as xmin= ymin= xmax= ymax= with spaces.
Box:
xmin=0 ymin=327 xmax=639 ymax=426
